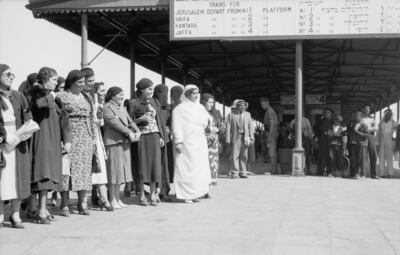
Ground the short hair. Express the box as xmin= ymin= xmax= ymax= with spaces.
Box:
xmin=259 ymin=97 xmax=270 ymax=103
xmin=81 ymin=67 xmax=95 ymax=79
xmin=37 ymin=67 xmax=57 ymax=85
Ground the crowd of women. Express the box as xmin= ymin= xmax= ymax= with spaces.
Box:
xmin=0 ymin=64 xmax=225 ymax=229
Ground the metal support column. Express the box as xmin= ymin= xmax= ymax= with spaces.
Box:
xmin=81 ymin=14 xmax=88 ymax=68
xmin=291 ymin=40 xmax=305 ymax=176
xmin=182 ymin=72 xmax=187 ymax=86
xmin=223 ymin=100 xmax=226 ymax=120
xmin=161 ymin=56 xmax=166 ymax=84
xmin=130 ymin=40 xmax=136 ymax=99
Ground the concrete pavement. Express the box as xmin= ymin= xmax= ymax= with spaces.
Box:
xmin=0 ymin=173 xmax=399 ymax=255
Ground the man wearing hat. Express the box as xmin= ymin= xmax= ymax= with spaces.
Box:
xmin=259 ymin=97 xmax=278 ymax=174
xmin=225 ymin=99 xmax=254 ymax=178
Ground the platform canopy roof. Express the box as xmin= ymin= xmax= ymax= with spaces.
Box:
xmin=27 ymin=0 xmax=400 ymax=119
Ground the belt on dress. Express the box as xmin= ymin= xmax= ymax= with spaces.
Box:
xmin=69 ymin=115 xmax=89 ymax=119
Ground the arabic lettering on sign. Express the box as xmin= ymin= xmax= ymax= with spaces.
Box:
xmin=171 ymin=0 xmax=400 ymax=40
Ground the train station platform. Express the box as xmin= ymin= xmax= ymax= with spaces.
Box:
xmin=0 ymin=172 xmax=399 ymax=255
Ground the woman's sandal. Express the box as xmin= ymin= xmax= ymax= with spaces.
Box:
xmin=140 ymin=197 xmax=149 ymax=206
xmin=35 ymin=215 xmax=51 ymax=224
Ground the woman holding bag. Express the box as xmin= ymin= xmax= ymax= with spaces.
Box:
xmin=0 ymin=64 xmax=32 ymax=228
xmin=103 ymin=87 xmax=140 ymax=209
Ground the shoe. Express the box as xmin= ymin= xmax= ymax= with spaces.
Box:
xmin=124 ymin=190 xmax=131 ymax=198
xmin=192 ymin=198 xmax=201 ymax=203
xmin=0 ymin=219 xmax=4 ymax=228
xmin=154 ymin=194 xmax=161 ymax=203
xmin=99 ymin=201 xmax=114 ymax=211
xmin=10 ymin=216 xmax=25 ymax=229
xmin=118 ymin=200 xmax=128 ymax=208
xmin=25 ymin=209 xmax=37 ymax=219
xmin=111 ymin=200 xmax=122 ymax=209
xmin=60 ymin=207 xmax=71 ymax=217
xmin=231 ymin=175 xmax=239 ymax=179
xmin=161 ymin=196 xmax=173 ymax=202
xmin=264 ymin=172 xmax=271 ymax=175
xmin=139 ymin=197 xmax=149 ymax=206
xmin=77 ymin=203 xmax=91 ymax=215
xmin=184 ymin=200 xmax=193 ymax=204
xmin=150 ymin=199 xmax=158 ymax=206
xmin=51 ymin=192 xmax=57 ymax=206
xmin=34 ymin=215 xmax=51 ymax=225
xmin=239 ymin=174 xmax=248 ymax=179
xmin=371 ymin=176 xmax=380 ymax=179
xmin=247 ymin=171 xmax=256 ymax=176
xmin=203 ymin=193 xmax=211 ymax=199
xmin=46 ymin=214 xmax=57 ymax=222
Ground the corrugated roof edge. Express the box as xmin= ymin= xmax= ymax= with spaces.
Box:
xmin=26 ymin=4 xmax=169 ymax=17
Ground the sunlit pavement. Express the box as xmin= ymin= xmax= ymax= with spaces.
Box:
xmin=0 ymin=170 xmax=399 ymax=255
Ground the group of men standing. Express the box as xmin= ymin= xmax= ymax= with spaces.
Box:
xmin=226 ymin=96 xmax=390 ymax=179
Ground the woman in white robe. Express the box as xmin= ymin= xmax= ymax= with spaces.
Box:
xmin=173 ymin=85 xmax=212 ymax=203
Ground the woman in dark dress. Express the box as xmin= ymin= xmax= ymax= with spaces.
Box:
xmin=153 ymin=84 xmax=171 ymax=201
xmin=29 ymin=67 xmax=71 ymax=223
xmin=126 ymin=78 xmax=168 ymax=206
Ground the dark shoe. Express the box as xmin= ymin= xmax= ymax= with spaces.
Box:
xmin=239 ymin=174 xmax=248 ymax=178
xmin=203 ymin=193 xmax=211 ymax=199
xmin=60 ymin=207 xmax=71 ymax=217
xmin=161 ymin=195 xmax=173 ymax=202
xmin=192 ymin=198 xmax=201 ymax=203
xmin=35 ymin=215 xmax=51 ymax=225
xmin=46 ymin=214 xmax=57 ymax=222
xmin=25 ymin=209 xmax=37 ymax=219
xmin=99 ymin=201 xmax=114 ymax=211
xmin=124 ymin=190 xmax=131 ymax=198
xmin=10 ymin=216 xmax=25 ymax=229
xmin=77 ymin=204 xmax=91 ymax=215
xmin=371 ymin=176 xmax=380 ymax=179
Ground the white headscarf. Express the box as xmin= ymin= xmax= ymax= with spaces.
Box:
xmin=180 ymin=84 xmax=199 ymax=104
xmin=175 ymin=84 xmax=211 ymax=128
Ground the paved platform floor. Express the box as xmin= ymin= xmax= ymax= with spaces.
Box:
xmin=0 ymin=175 xmax=399 ymax=255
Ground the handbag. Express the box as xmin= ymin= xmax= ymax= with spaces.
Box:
xmin=0 ymin=149 xmax=6 ymax=169
xmin=92 ymin=144 xmax=101 ymax=174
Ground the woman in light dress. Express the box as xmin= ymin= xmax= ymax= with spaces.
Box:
xmin=0 ymin=64 xmax=32 ymax=228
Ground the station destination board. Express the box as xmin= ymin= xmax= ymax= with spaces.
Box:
xmin=171 ymin=0 xmax=400 ymax=40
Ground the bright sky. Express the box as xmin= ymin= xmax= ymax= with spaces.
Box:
xmin=0 ymin=0 xmax=228 ymax=114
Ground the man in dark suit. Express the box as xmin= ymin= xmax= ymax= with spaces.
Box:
xmin=225 ymin=100 xmax=254 ymax=178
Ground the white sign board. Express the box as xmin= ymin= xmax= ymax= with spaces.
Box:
xmin=305 ymin=95 xmax=326 ymax=105
xmin=171 ymin=0 xmax=400 ymax=40
xmin=281 ymin=95 xmax=295 ymax=105
xmin=280 ymin=94 xmax=326 ymax=105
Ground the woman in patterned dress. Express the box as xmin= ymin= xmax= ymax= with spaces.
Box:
xmin=81 ymin=68 xmax=112 ymax=211
xmin=200 ymin=93 xmax=225 ymax=188
xmin=57 ymin=70 xmax=94 ymax=216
